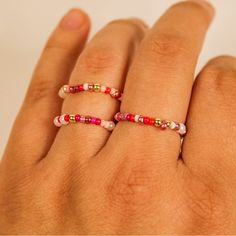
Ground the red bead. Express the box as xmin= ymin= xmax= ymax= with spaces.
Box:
xmin=78 ymin=84 xmax=84 ymax=91
xmin=126 ymin=114 xmax=132 ymax=121
xmin=129 ymin=114 xmax=135 ymax=122
xmin=57 ymin=116 xmax=61 ymax=123
xmin=64 ymin=114 xmax=70 ymax=122
xmin=143 ymin=117 xmax=151 ymax=124
xmin=75 ymin=114 xmax=81 ymax=122
xmin=149 ymin=118 xmax=155 ymax=125
xmin=105 ymin=87 xmax=111 ymax=94
xmin=95 ymin=118 xmax=101 ymax=125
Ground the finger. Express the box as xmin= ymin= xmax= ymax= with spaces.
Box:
xmin=108 ymin=0 xmax=214 ymax=166
xmin=182 ymin=56 xmax=236 ymax=174
xmin=3 ymin=9 xmax=90 ymax=164
xmin=50 ymin=18 xmax=147 ymax=161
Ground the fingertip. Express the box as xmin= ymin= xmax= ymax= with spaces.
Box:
xmin=127 ymin=17 xmax=149 ymax=30
xmin=60 ymin=8 xmax=91 ymax=30
xmin=186 ymin=0 xmax=215 ymax=19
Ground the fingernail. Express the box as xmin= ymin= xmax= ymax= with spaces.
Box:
xmin=128 ymin=18 xmax=149 ymax=29
xmin=60 ymin=9 xmax=85 ymax=29
xmin=189 ymin=0 xmax=215 ymax=15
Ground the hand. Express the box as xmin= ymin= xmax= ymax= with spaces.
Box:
xmin=1 ymin=0 xmax=235 ymax=234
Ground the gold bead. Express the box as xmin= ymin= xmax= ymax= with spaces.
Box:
xmin=166 ymin=121 xmax=171 ymax=127
xmin=154 ymin=119 xmax=161 ymax=126
xmin=69 ymin=115 xmax=76 ymax=123
xmin=93 ymin=84 xmax=101 ymax=92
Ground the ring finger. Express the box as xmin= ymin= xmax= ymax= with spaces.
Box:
xmin=107 ymin=0 xmax=214 ymax=168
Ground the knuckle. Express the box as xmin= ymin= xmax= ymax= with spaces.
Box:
xmin=44 ymin=37 xmax=79 ymax=57
xmin=182 ymin=172 xmax=231 ymax=233
xmin=108 ymin=18 xmax=147 ymax=34
xmin=106 ymin=158 xmax=159 ymax=212
xmin=197 ymin=56 xmax=236 ymax=92
xmin=78 ymin=46 xmax=122 ymax=73
xmin=142 ymin=33 xmax=192 ymax=63
xmin=25 ymin=75 xmax=54 ymax=104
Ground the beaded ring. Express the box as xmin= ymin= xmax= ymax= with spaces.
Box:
xmin=114 ymin=112 xmax=186 ymax=136
xmin=54 ymin=114 xmax=115 ymax=131
xmin=58 ymin=83 xmax=122 ymax=100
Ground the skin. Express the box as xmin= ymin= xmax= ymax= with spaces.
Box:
xmin=1 ymin=0 xmax=236 ymax=234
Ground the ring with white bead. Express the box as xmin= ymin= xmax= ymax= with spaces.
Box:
xmin=115 ymin=112 xmax=187 ymax=136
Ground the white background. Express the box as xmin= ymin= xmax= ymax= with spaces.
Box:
xmin=0 ymin=0 xmax=236 ymax=156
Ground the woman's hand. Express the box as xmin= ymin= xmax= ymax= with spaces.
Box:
xmin=1 ymin=0 xmax=235 ymax=234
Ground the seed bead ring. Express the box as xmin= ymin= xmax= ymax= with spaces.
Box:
xmin=58 ymin=83 xmax=122 ymax=100
xmin=114 ymin=112 xmax=186 ymax=136
xmin=54 ymin=114 xmax=116 ymax=131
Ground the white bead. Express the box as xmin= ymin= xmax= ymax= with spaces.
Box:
xmin=83 ymin=83 xmax=89 ymax=91
xmin=101 ymin=85 xmax=106 ymax=93
xmin=110 ymin=88 xmax=116 ymax=95
xmin=169 ymin=121 xmax=176 ymax=130
xmin=60 ymin=114 xmax=69 ymax=125
xmin=134 ymin=115 xmax=140 ymax=123
xmin=54 ymin=116 xmax=62 ymax=127
xmin=104 ymin=121 xmax=110 ymax=129
xmin=178 ymin=123 xmax=186 ymax=135
xmin=107 ymin=121 xmax=115 ymax=131
xmin=63 ymin=85 xmax=69 ymax=92
xmin=58 ymin=88 xmax=66 ymax=99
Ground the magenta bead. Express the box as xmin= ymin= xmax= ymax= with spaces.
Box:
xmin=95 ymin=118 xmax=101 ymax=125
xmin=91 ymin=117 xmax=97 ymax=124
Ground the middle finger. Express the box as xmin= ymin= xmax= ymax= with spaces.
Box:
xmin=109 ymin=0 xmax=214 ymax=167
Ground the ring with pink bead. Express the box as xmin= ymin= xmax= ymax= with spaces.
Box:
xmin=54 ymin=114 xmax=116 ymax=131
xmin=58 ymin=83 xmax=122 ymax=100
xmin=114 ymin=112 xmax=186 ymax=136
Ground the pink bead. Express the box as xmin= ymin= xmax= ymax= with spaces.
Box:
xmin=80 ymin=116 xmax=85 ymax=123
xmin=69 ymin=86 xmax=76 ymax=93
xmin=138 ymin=116 xmax=144 ymax=123
xmin=74 ymin=86 xmax=79 ymax=92
xmin=75 ymin=114 xmax=81 ymax=122
xmin=161 ymin=122 xmax=167 ymax=130
xmin=114 ymin=113 xmax=120 ymax=121
xmin=175 ymin=123 xmax=180 ymax=130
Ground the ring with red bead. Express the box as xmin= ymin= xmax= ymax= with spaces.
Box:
xmin=54 ymin=114 xmax=116 ymax=131
xmin=58 ymin=83 xmax=122 ymax=100
xmin=114 ymin=112 xmax=186 ymax=136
